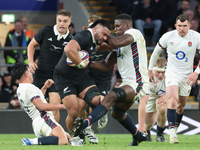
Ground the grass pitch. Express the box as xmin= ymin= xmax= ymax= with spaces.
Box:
xmin=0 ymin=134 xmax=200 ymax=150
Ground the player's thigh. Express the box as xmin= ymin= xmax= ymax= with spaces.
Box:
xmin=49 ymin=92 xmax=61 ymax=104
xmin=33 ymin=117 xmax=60 ymax=137
xmin=165 ymin=73 xmax=179 ymax=100
xmin=179 ymin=79 xmax=191 ymax=97
xmin=62 ymin=95 xmax=80 ymax=116
xmin=146 ymin=97 xmax=157 ymax=113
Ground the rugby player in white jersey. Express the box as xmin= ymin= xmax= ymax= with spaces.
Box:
xmin=148 ymin=14 xmax=200 ymax=144
xmin=145 ymin=57 xmax=168 ymax=142
xmin=11 ymin=62 xmax=82 ymax=146
xmin=70 ymin=13 xmax=149 ymax=146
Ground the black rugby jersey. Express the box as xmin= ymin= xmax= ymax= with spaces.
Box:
xmin=89 ymin=50 xmax=113 ymax=83
xmin=55 ymin=29 xmax=96 ymax=78
xmin=34 ymin=26 xmax=72 ymax=77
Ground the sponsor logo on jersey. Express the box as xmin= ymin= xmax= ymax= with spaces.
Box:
xmin=50 ymin=45 xmax=62 ymax=53
xmin=169 ymin=42 xmax=174 ymax=46
xmin=51 ymin=45 xmax=61 ymax=50
xmin=62 ymin=42 xmax=68 ymax=46
xmin=102 ymin=91 xmax=106 ymax=95
xmin=90 ymin=47 xmax=93 ymax=50
xmin=48 ymin=37 xmax=53 ymax=41
xmin=63 ymin=87 xmax=70 ymax=94
xmin=188 ymin=41 xmax=192 ymax=47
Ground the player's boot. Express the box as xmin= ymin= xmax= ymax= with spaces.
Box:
xmin=70 ymin=136 xmax=83 ymax=146
xmin=70 ymin=117 xmax=83 ymax=137
xmin=97 ymin=113 xmax=108 ymax=130
xmin=128 ymin=132 xmax=147 ymax=146
xmin=156 ymin=134 xmax=167 ymax=142
xmin=146 ymin=130 xmax=153 ymax=142
xmin=83 ymin=126 xmax=98 ymax=144
xmin=79 ymin=133 xmax=86 ymax=144
xmin=21 ymin=138 xmax=32 ymax=145
xmin=169 ymin=128 xmax=179 ymax=144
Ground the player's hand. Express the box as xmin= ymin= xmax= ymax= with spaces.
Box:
xmin=138 ymin=126 xmax=147 ymax=134
xmin=148 ymin=69 xmax=154 ymax=82
xmin=80 ymin=59 xmax=90 ymax=69
xmin=186 ymin=72 xmax=198 ymax=86
xmin=29 ymin=61 xmax=38 ymax=74
xmin=44 ymin=79 xmax=54 ymax=89
xmin=59 ymin=104 xmax=66 ymax=109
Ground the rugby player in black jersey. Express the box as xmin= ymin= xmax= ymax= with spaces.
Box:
xmin=27 ymin=9 xmax=73 ymax=122
xmin=53 ymin=19 xmax=112 ymax=140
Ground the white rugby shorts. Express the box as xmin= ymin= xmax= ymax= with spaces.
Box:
xmin=165 ymin=71 xmax=191 ymax=96
xmin=32 ymin=115 xmax=60 ymax=137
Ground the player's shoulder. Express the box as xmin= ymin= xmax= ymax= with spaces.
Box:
xmin=188 ymin=29 xmax=200 ymax=36
xmin=73 ymin=29 xmax=92 ymax=41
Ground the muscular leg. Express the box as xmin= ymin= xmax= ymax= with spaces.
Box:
xmin=62 ymin=95 xmax=80 ymax=131
xmin=175 ymin=96 xmax=187 ymax=129
xmin=156 ymin=94 xmax=168 ymax=138
xmin=166 ymin=85 xmax=179 ymax=143
xmin=82 ymin=85 xmax=135 ymax=130
xmin=145 ymin=112 xmax=157 ymax=130
xmin=156 ymin=94 xmax=168 ymax=128
xmin=49 ymin=92 xmax=61 ymax=122
xmin=166 ymin=85 xmax=178 ymax=128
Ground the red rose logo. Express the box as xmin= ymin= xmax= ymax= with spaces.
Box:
xmin=188 ymin=41 xmax=192 ymax=47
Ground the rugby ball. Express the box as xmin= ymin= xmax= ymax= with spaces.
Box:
xmin=66 ymin=50 xmax=89 ymax=67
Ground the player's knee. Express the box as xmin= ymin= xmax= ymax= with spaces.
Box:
xmin=68 ymin=109 xmax=79 ymax=118
xmin=83 ymin=86 xmax=100 ymax=106
xmin=112 ymin=88 xmax=127 ymax=103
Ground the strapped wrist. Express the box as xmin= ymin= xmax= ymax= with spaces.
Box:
xmin=77 ymin=61 xmax=85 ymax=69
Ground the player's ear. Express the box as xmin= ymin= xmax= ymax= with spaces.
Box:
xmin=174 ymin=24 xmax=177 ymax=29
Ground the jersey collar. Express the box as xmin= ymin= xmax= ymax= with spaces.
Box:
xmin=87 ymin=28 xmax=96 ymax=44
xmin=54 ymin=25 xmax=69 ymax=41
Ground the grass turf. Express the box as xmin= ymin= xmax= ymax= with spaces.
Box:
xmin=0 ymin=134 xmax=200 ymax=150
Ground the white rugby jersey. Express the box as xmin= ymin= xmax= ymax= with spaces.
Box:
xmin=159 ymin=29 xmax=200 ymax=78
xmin=116 ymin=28 xmax=148 ymax=83
xmin=17 ymin=83 xmax=53 ymax=120
xmin=148 ymin=76 xmax=165 ymax=99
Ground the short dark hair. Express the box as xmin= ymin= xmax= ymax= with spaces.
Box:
xmin=11 ymin=62 xmax=28 ymax=80
xmin=176 ymin=14 xmax=190 ymax=23
xmin=90 ymin=19 xmax=112 ymax=30
xmin=69 ymin=22 xmax=75 ymax=28
xmin=15 ymin=19 xmax=22 ymax=24
xmin=56 ymin=9 xmax=72 ymax=18
xmin=115 ymin=13 xmax=132 ymax=23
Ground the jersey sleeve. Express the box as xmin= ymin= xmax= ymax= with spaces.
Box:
xmin=34 ymin=26 xmax=46 ymax=44
xmin=124 ymin=28 xmax=143 ymax=43
xmin=25 ymin=85 xmax=41 ymax=103
xmin=158 ymin=32 xmax=168 ymax=48
xmin=73 ymin=30 xmax=91 ymax=49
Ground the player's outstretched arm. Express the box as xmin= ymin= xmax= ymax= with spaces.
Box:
xmin=106 ymin=34 xmax=134 ymax=49
xmin=32 ymin=97 xmax=65 ymax=111
xmin=27 ymin=38 xmax=39 ymax=74
xmin=90 ymin=50 xmax=117 ymax=71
